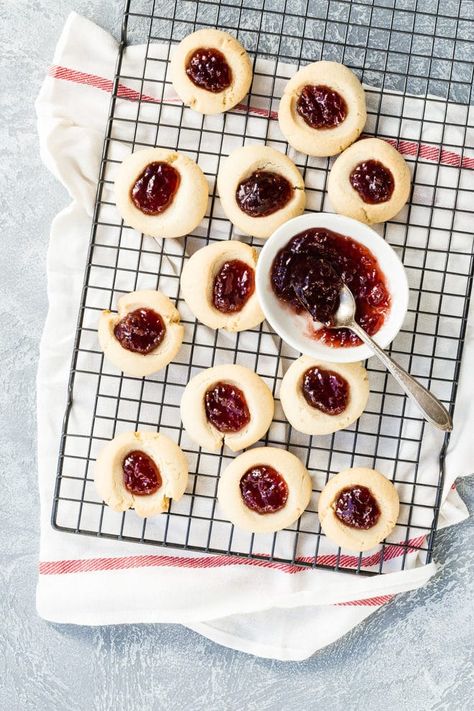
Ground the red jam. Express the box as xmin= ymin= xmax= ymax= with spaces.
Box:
xmin=350 ymin=160 xmax=395 ymax=204
xmin=236 ymin=171 xmax=293 ymax=217
xmin=239 ymin=465 xmax=289 ymax=514
xmin=204 ymin=382 xmax=251 ymax=433
xmin=131 ymin=162 xmax=180 ymax=215
xmin=122 ymin=450 xmax=162 ymax=496
xmin=302 ymin=367 xmax=349 ymax=416
xmin=185 ymin=47 xmax=232 ymax=93
xmin=212 ymin=259 xmax=255 ymax=314
xmin=334 ymin=486 xmax=380 ymax=529
xmin=296 ymin=84 xmax=348 ymax=129
xmin=271 ymin=228 xmax=390 ymax=347
xmin=114 ymin=308 xmax=166 ymax=355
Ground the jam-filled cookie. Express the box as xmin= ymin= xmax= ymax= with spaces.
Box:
xmin=318 ymin=467 xmax=400 ymax=551
xmin=98 ymin=290 xmax=184 ymax=377
xmin=327 ymin=138 xmax=411 ymax=224
xmin=217 ymin=145 xmax=305 ymax=239
xmin=280 ymin=357 xmax=369 ymax=436
xmin=278 ymin=61 xmax=366 ymax=157
xmin=170 ymin=29 xmax=253 ymax=114
xmin=218 ymin=447 xmax=312 ymax=533
xmin=180 ymin=240 xmax=264 ymax=332
xmin=180 ymin=364 xmax=274 ymax=452
xmin=95 ymin=431 xmax=188 ymax=518
xmin=115 ymin=148 xmax=208 ymax=238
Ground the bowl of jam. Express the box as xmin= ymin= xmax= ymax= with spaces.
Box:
xmin=256 ymin=213 xmax=409 ymax=363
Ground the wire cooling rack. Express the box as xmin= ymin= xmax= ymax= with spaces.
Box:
xmin=52 ymin=0 xmax=474 ymax=575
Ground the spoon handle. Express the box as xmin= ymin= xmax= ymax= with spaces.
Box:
xmin=349 ymin=322 xmax=453 ymax=432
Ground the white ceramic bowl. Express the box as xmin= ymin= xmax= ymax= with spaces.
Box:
xmin=256 ymin=213 xmax=409 ymax=363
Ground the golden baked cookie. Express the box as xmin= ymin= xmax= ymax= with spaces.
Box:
xmin=280 ymin=357 xmax=369 ymax=436
xmin=327 ymin=137 xmax=411 ymax=224
xmin=170 ymin=29 xmax=252 ymax=114
xmin=217 ymin=144 xmax=305 ymax=239
xmin=218 ymin=447 xmax=312 ymax=533
xmin=180 ymin=240 xmax=264 ymax=332
xmin=95 ymin=431 xmax=188 ymax=518
xmin=115 ymin=148 xmax=208 ymax=238
xmin=278 ymin=61 xmax=366 ymax=157
xmin=98 ymin=290 xmax=183 ymax=377
xmin=180 ymin=364 xmax=274 ymax=452
xmin=318 ymin=467 xmax=400 ymax=551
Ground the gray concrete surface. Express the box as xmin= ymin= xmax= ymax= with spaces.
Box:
xmin=1 ymin=1 xmax=473 ymax=709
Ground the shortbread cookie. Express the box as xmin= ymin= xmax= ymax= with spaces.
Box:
xmin=180 ymin=364 xmax=274 ymax=452
xmin=180 ymin=240 xmax=264 ymax=332
xmin=115 ymin=148 xmax=208 ymax=238
xmin=327 ymin=138 xmax=411 ymax=224
xmin=170 ymin=29 xmax=252 ymax=114
xmin=95 ymin=431 xmax=188 ymax=518
xmin=280 ymin=357 xmax=369 ymax=436
xmin=318 ymin=467 xmax=400 ymax=551
xmin=98 ymin=290 xmax=183 ymax=377
xmin=217 ymin=145 xmax=305 ymax=239
xmin=218 ymin=447 xmax=312 ymax=533
xmin=278 ymin=61 xmax=366 ymax=157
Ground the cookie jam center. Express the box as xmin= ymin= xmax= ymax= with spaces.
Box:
xmin=212 ymin=259 xmax=255 ymax=314
xmin=302 ymin=367 xmax=349 ymax=416
xmin=350 ymin=160 xmax=395 ymax=204
xmin=239 ymin=465 xmax=289 ymax=514
xmin=296 ymin=84 xmax=348 ymax=129
xmin=114 ymin=308 xmax=166 ymax=355
xmin=204 ymin=382 xmax=251 ymax=433
xmin=270 ymin=228 xmax=390 ymax=347
xmin=122 ymin=450 xmax=162 ymax=496
xmin=131 ymin=161 xmax=180 ymax=216
xmin=236 ymin=171 xmax=294 ymax=217
xmin=334 ymin=485 xmax=381 ymax=529
xmin=185 ymin=47 xmax=232 ymax=93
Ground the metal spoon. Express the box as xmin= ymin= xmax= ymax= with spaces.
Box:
xmin=325 ymin=284 xmax=452 ymax=432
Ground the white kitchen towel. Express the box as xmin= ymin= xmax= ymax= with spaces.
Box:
xmin=35 ymin=12 xmax=473 ymax=661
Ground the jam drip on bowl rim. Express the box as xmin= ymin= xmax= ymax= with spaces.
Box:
xmin=239 ymin=465 xmax=289 ymax=514
xmin=236 ymin=170 xmax=294 ymax=218
xmin=131 ymin=161 xmax=181 ymax=215
xmin=212 ymin=259 xmax=255 ymax=314
xmin=114 ymin=308 xmax=166 ymax=355
xmin=205 ymin=382 xmax=251 ymax=433
xmin=296 ymin=84 xmax=348 ymax=129
xmin=271 ymin=227 xmax=391 ymax=347
xmin=349 ymin=160 xmax=395 ymax=205
xmin=122 ymin=450 xmax=162 ymax=496
xmin=302 ymin=367 xmax=350 ymax=416
xmin=334 ymin=485 xmax=381 ymax=529
xmin=185 ymin=47 xmax=232 ymax=93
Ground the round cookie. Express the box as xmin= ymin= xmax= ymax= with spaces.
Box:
xmin=218 ymin=447 xmax=312 ymax=533
xmin=318 ymin=467 xmax=400 ymax=552
xmin=327 ymin=138 xmax=411 ymax=224
xmin=278 ymin=61 xmax=366 ymax=157
xmin=170 ymin=29 xmax=252 ymax=114
xmin=217 ymin=145 xmax=305 ymax=239
xmin=180 ymin=240 xmax=264 ymax=332
xmin=115 ymin=148 xmax=208 ymax=238
xmin=280 ymin=357 xmax=369 ymax=436
xmin=180 ymin=364 xmax=274 ymax=452
xmin=98 ymin=290 xmax=184 ymax=377
xmin=95 ymin=431 xmax=188 ymax=518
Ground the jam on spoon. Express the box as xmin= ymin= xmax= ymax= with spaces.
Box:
xmin=204 ymin=382 xmax=251 ymax=433
xmin=334 ymin=485 xmax=380 ymax=529
xmin=122 ymin=450 xmax=162 ymax=496
xmin=114 ymin=308 xmax=166 ymax=355
xmin=185 ymin=47 xmax=232 ymax=93
xmin=131 ymin=162 xmax=181 ymax=215
xmin=212 ymin=260 xmax=255 ymax=314
xmin=296 ymin=84 xmax=348 ymax=129
xmin=302 ymin=367 xmax=349 ymax=416
xmin=236 ymin=171 xmax=293 ymax=217
xmin=350 ymin=160 xmax=395 ymax=205
xmin=239 ymin=465 xmax=289 ymax=514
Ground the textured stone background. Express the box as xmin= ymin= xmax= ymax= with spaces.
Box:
xmin=1 ymin=1 xmax=473 ymax=709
